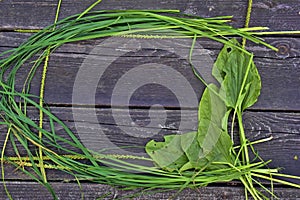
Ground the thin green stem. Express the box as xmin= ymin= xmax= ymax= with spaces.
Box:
xmin=252 ymin=30 xmax=300 ymax=35
xmin=252 ymin=173 xmax=300 ymax=189
xmin=1 ymin=127 xmax=13 ymax=200
xmin=237 ymin=111 xmax=250 ymax=165
xmin=77 ymin=0 xmax=103 ymax=19
xmin=239 ymin=176 xmax=259 ymax=200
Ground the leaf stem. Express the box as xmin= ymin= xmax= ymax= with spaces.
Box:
xmin=1 ymin=127 xmax=13 ymax=200
xmin=237 ymin=111 xmax=250 ymax=165
xmin=251 ymin=30 xmax=300 ymax=35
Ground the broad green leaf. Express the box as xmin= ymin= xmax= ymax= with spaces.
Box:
xmin=145 ymin=134 xmax=189 ymax=172
xmin=198 ymin=84 xmax=225 ymax=136
xmin=197 ymin=84 xmax=233 ymax=167
xmin=212 ymin=45 xmax=229 ymax=84
xmin=146 ymin=39 xmax=266 ymax=172
xmin=180 ymin=131 xmax=207 ymax=171
xmin=146 ymin=84 xmax=233 ymax=172
xmin=212 ymin=39 xmax=261 ymax=111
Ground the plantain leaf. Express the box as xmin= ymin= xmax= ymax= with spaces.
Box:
xmin=145 ymin=134 xmax=189 ymax=172
xmin=180 ymin=131 xmax=205 ymax=171
xmin=146 ymin=85 xmax=233 ymax=172
xmin=146 ymin=39 xmax=263 ymax=172
xmin=196 ymin=84 xmax=233 ymax=168
xmin=212 ymin=39 xmax=261 ymax=111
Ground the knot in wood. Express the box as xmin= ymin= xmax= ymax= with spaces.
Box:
xmin=275 ymin=43 xmax=290 ymax=59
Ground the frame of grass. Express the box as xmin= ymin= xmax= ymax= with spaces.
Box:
xmin=0 ymin=5 xmax=300 ymax=200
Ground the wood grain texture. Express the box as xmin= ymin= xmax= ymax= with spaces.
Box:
xmin=1 ymin=0 xmax=300 ymax=199
xmin=0 ymin=33 xmax=299 ymax=110
xmin=1 ymin=108 xmax=299 ymax=180
xmin=1 ymin=181 xmax=300 ymax=200
xmin=0 ymin=0 xmax=299 ymax=31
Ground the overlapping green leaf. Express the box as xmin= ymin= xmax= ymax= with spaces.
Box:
xmin=145 ymin=134 xmax=189 ymax=172
xmin=146 ymin=84 xmax=233 ymax=172
xmin=212 ymin=39 xmax=261 ymax=111
xmin=146 ymin=39 xmax=262 ymax=173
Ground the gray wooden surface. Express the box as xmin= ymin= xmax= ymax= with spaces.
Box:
xmin=0 ymin=0 xmax=300 ymax=199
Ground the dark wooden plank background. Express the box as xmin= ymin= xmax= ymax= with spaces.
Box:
xmin=0 ymin=0 xmax=300 ymax=199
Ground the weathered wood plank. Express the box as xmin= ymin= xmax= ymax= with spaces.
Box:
xmin=0 ymin=33 xmax=299 ymax=110
xmin=1 ymin=181 xmax=300 ymax=200
xmin=0 ymin=0 xmax=299 ymax=31
xmin=185 ymin=0 xmax=300 ymax=31
xmin=1 ymin=108 xmax=299 ymax=180
xmin=1 ymin=32 xmax=300 ymax=60
xmin=0 ymin=0 xmax=299 ymax=199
